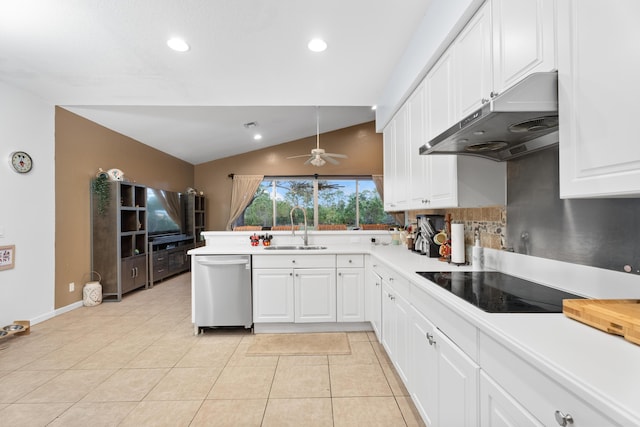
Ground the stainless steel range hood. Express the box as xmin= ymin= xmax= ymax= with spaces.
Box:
xmin=419 ymin=72 xmax=559 ymax=161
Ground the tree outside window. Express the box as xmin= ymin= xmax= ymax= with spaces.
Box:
xmin=239 ymin=177 xmax=393 ymax=229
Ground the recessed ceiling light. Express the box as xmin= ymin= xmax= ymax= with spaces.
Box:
xmin=254 ymin=134 xmax=262 ymax=141
xmin=167 ymin=37 xmax=190 ymax=52
xmin=371 ymin=105 xmax=377 ymax=111
xmin=308 ymin=38 xmax=327 ymax=52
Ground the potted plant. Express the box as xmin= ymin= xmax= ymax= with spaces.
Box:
xmin=92 ymin=175 xmax=111 ymax=215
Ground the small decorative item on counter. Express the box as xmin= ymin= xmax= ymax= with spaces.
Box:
xmin=262 ymin=234 xmax=272 ymax=246
xmin=250 ymin=234 xmax=260 ymax=246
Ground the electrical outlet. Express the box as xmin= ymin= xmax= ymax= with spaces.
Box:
xmin=69 ymin=282 xmax=75 ymax=292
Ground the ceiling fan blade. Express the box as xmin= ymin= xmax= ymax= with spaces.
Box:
xmin=287 ymin=154 xmax=312 ymax=159
xmin=322 ymin=155 xmax=340 ymax=165
xmin=303 ymin=156 xmax=313 ymax=165
xmin=323 ymin=153 xmax=348 ymax=158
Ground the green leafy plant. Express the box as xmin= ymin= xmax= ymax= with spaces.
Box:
xmin=92 ymin=176 xmax=111 ymax=215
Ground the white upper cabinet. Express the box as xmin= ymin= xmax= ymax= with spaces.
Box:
xmin=492 ymin=0 xmax=556 ymax=95
xmin=382 ymin=120 xmax=396 ymax=211
xmin=383 ymin=106 xmax=409 ymax=211
xmin=408 ymin=81 xmax=431 ymax=208
xmin=454 ymin=0 xmax=556 ymax=119
xmin=426 ymin=50 xmax=456 ymax=141
xmin=558 ymin=0 xmax=640 ymax=198
xmin=454 ymin=2 xmax=493 ymax=119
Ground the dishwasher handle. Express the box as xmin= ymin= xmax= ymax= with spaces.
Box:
xmin=197 ymin=258 xmax=250 ymax=266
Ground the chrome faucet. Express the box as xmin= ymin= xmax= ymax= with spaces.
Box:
xmin=289 ymin=206 xmax=308 ymax=246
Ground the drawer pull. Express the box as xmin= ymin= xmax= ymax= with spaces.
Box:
xmin=554 ymin=410 xmax=574 ymax=426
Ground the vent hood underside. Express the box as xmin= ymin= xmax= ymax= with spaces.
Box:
xmin=419 ymin=72 xmax=559 ymax=161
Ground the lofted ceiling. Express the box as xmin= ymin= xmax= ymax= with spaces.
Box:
xmin=0 ymin=0 xmax=432 ymax=164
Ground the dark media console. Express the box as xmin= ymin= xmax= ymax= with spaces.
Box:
xmin=148 ymin=234 xmax=195 ymax=284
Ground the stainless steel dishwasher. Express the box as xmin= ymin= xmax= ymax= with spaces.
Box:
xmin=193 ymin=255 xmax=252 ymax=333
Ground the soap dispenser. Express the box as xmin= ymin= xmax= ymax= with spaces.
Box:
xmin=472 ymin=228 xmax=484 ymax=270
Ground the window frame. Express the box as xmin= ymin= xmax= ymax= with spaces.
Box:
xmin=238 ymin=175 xmax=390 ymax=230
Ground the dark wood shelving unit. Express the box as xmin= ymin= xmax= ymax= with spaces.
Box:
xmin=91 ymin=181 xmax=148 ymax=302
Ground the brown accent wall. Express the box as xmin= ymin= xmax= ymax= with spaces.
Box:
xmin=195 ymin=121 xmax=383 ymax=230
xmin=54 ymin=107 xmax=194 ymax=309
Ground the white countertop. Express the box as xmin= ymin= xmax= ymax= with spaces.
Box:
xmin=189 ymin=239 xmax=640 ymax=423
xmin=367 ymin=245 xmax=640 ymax=425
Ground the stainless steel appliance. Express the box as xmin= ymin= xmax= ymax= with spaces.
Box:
xmin=416 ymin=271 xmax=583 ymax=313
xmin=419 ymin=72 xmax=559 ymax=161
xmin=414 ymin=215 xmax=444 ymax=257
xmin=193 ymin=255 xmax=252 ymax=331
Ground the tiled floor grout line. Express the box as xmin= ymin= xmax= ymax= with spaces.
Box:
xmin=0 ymin=275 xmax=425 ymax=426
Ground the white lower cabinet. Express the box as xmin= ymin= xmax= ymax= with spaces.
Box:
xmin=336 ymin=255 xmax=365 ymax=322
xmin=410 ymin=305 xmax=480 ymax=427
xmin=479 ymin=332 xmax=625 ymax=426
xmin=480 ymin=371 xmax=543 ymax=427
xmin=253 ymin=254 xmax=368 ymax=325
xmin=252 ymin=268 xmax=295 ymax=323
xmin=381 ymin=277 xmax=411 ymax=385
xmin=294 ymin=268 xmax=336 ymax=323
xmin=366 ymin=261 xmax=383 ymax=340
xmin=337 ymin=268 xmax=364 ymax=321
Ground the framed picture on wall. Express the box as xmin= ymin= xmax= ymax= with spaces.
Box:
xmin=0 ymin=245 xmax=15 ymax=270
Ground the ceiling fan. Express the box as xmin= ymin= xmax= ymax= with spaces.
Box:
xmin=287 ymin=107 xmax=348 ymax=167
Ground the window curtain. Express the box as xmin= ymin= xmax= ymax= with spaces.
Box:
xmin=372 ymin=174 xmax=405 ymax=226
xmin=225 ymin=175 xmax=264 ymax=230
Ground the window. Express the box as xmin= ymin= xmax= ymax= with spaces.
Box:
xmin=239 ymin=176 xmax=393 ymax=229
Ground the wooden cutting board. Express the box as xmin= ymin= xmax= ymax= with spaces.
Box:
xmin=563 ymin=299 xmax=640 ymax=346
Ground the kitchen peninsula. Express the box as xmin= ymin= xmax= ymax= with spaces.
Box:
xmin=190 ymin=230 xmax=640 ymax=426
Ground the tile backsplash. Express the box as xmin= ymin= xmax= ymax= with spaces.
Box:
xmin=407 ymin=206 xmax=506 ymax=250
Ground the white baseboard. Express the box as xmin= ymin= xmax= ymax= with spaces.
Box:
xmin=253 ymin=322 xmax=373 ymax=334
xmin=30 ymin=300 xmax=83 ymax=326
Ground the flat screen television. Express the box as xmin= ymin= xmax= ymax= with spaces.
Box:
xmin=147 ymin=188 xmax=182 ymax=236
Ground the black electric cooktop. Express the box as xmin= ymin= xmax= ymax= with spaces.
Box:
xmin=416 ymin=271 xmax=584 ymax=313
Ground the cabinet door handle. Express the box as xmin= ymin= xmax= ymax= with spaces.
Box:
xmin=426 ymin=333 xmax=436 ymax=346
xmin=481 ymin=98 xmax=489 ymax=104
xmin=338 ymin=272 xmax=342 ymax=276
xmin=554 ymin=411 xmax=574 ymax=426
xmin=390 ymin=294 xmax=395 ymax=301
xmin=490 ymin=91 xmax=499 ymax=98
xmin=289 ymin=272 xmax=293 ymax=276
xmin=291 ymin=260 xmax=296 ymax=264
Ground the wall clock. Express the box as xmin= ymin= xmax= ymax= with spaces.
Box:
xmin=9 ymin=151 xmax=33 ymax=174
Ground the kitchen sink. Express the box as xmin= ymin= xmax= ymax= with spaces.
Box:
xmin=263 ymin=245 xmax=327 ymax=250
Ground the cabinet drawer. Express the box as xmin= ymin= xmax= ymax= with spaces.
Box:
xmin=479 ymin=332 xmax=622 ymax=427
xmin=153 ymin=252 xmax=167 ymax=263
xmin=411 ymin=281 xmax=478 ymax=361
xmin=253 ymin=254 xmax=336 ymax=269
xmin=337 ymin=254 xmax=364 ymax=268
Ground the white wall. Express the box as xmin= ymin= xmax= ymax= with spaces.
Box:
xmin=375 ymin=0 xmax=484 ymax=131
xmin=0 ymin=81 xmax=55 ymax=326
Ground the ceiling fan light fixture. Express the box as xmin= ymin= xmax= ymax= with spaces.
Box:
xmin=308 ymin=38 xmax=327 ymax=52
xmin=310 ymin=157 xmax=326 ymax=167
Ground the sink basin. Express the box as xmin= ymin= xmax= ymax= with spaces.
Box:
xmin=264 ymin=245 xmax=327 ymax=250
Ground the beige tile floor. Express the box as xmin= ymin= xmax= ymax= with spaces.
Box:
xmin=0 ymin=273 xmax=426 ymax=427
